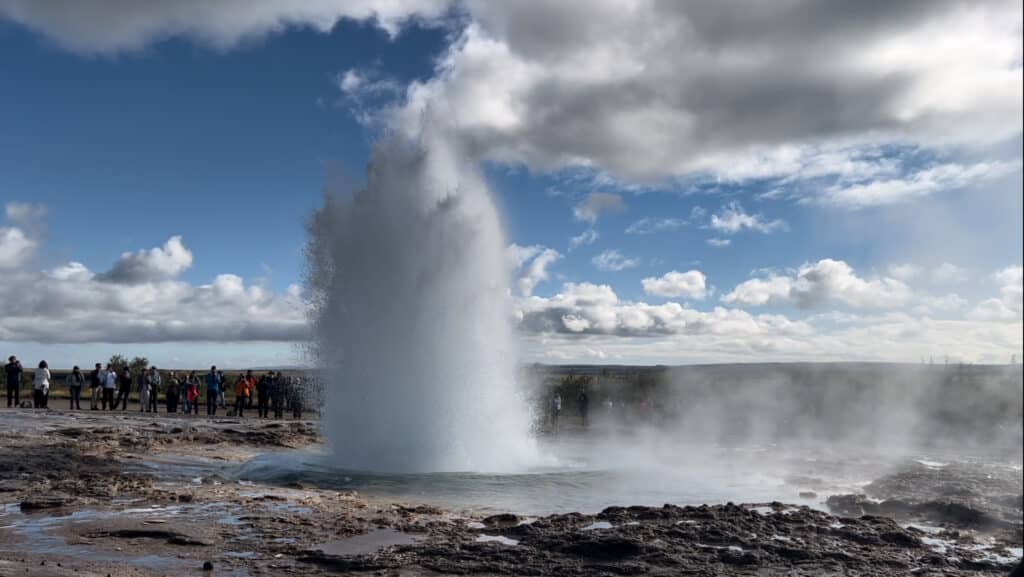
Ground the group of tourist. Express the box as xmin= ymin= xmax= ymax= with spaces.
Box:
xmin=4 ymin=355 xmax=306 ymax=419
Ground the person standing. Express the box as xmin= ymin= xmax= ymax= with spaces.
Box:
xmin=89 ymin=363 xmax=102 ymax=410
xmin=137 ymin=369 xmax=148 ymax=412
xmin=184 ymin=371 xmax=200 ymax=415
xmin=67 ymin=366 xmax=85 ymax=410
xmin=145 ymin=367 xmax=161 ymax=413
xmin=233 ymin=373 xmax=250 ymax=417
xmin=551 ymin=392 xmax=562 ymax=431
xmin=32 ymin=360 xmax=51 ymax=409
xmin=217 ymin=370 xmax=227 ymax=409
xmin=271 ymin=374 xmax=286 ymax=419
xmin=164 ymin=371 xmax=180 ymax=414
xmin=5 ymin=355 xmax=22 ymax=408
xmin=289 ymin=376 xmax=303 ymax=419
xmin=256 ymin=372 xmax=273 ymax=418
xmin=102 ymin=364 xmax=117 ymax=410
xmin=116 ymin=366 xmax=132 ymax=411
xmin=205 ymin=366 xmax=221 ymax=416
xmin=578 ymin=388 xmax=589 ymax=429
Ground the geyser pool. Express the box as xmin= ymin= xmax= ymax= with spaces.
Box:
xmin=306 ymin=132 xmax=537 ymax=473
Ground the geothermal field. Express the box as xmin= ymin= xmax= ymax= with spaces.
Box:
xmin=2 ymin=1 xmax=1022 ymax=576
xmin=0 ymin=134 xmax=1021 ymax=576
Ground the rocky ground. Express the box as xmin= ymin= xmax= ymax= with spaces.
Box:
xmin=0 ymin=409 xmax=1020 ymax=577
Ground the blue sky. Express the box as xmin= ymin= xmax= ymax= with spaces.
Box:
xmin=0 ymin=1 xmax=1021 ymax=367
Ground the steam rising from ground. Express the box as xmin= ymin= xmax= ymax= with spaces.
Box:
xmin=306 ymin=131 xmax=537 ymax=473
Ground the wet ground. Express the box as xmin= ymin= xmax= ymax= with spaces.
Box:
xmin=0 ymin=409 xmax=1020 ymax=576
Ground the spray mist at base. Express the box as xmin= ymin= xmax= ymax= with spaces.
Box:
xmin=306 ymin=132 xmax=538 ymax=473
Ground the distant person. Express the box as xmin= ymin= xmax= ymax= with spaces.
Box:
xmin=244 ymin=370 xmax=256 ymax=409
xmin=233 ymin=373 xmax=251 ymax=417
xmin=271 ymin=374 xmax=286 ymax=419
xmin=256 ymin=372 xmax=273 ymax=418
xmin=551 ymin=392 xmax=562 ymax=430
xmin=289 ymin=376 xmax=303 ymax=419
xmin=217 ymin=370 xmax=227 ymax=409
xmin=67 ymin=365 xmax=85 ymax=410
xmin=101 ymin=364 xmax=117 ymax=410
xmin=32 ymin=360 xmax=51 ymax=409
xmin=165 ymin=371 xmax=180 ymax=414
xmin=116 ymin=367 xmax=132 ymax=411
xmin=185 ymin=371 xmax=200 ymax=415
xmin=145 ymin=367 xmax=161 ymax=413
xmin=137 ymin=369 xmax=148 ymax=412
xmin=578 ymin=389 xmax=589 ymax=428
xmin=89 ymin=363 xmax=102 ymax=410
xmin=5 ymin=355 xmax=22 ymax=408
xmin=205 ymin=366 xmax=221 ymax=416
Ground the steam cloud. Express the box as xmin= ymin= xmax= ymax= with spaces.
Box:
xmin=306 ymin=129 xmax=538 ymax=472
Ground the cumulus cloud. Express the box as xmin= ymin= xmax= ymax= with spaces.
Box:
xmin=508 ymin=243 xmax=560 ymax=296
xmin=592 ymin=249 xmax=638 ymax=272
xmin=642 ymin=270 xmax=707 ymax=300
xmin=6 ymin=1 xmax=1020 ymax=199
xmin=970 ymin=265 xmax=1023 ymax=322
xmin=0 ymin=227 xmax=36 ymax=270
xmin=706 ymin=238 xmax=731 ymax=248
xmin=722 ymin=259 xmax=912 ymax=309
xmin=0 ymin=0 xmax=450 ymax=53
xmin=517 ymin=282 xmax=810 ymax=338
xmin=0 ymin=266 xmax=306 ymax=344
xmin=0 ymin=201 xmax=45 ymax=270
xmin=709 ymin=202 xmax=787 ymax=235
xmin=568 ymin=229 xmax=598 ymax=250
xmin=572 ymin=192 xmax=624 ymax=223
xmin=388 ymin=0 xmax=1021 ymax=185
xmin=101 ymin=236 xmax=194 ymax=283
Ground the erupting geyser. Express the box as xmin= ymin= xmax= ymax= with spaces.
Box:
xmin=306 ymin=130 xmax=537 ymax=472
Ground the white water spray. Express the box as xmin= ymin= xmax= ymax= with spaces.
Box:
xmin=307 ymin=130 xmax=537 ymax=473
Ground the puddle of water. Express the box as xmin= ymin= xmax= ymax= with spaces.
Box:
xmin=581 ymin=521 xmax=613 ymax=531
xmin=316 ymin=528 xmax=418 ymax=555
xmin=476 ymin=534 xmax=519 ymax=546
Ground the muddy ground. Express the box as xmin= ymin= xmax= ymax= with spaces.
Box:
xmin=0 ymin=409 xmax=1020 ymax=576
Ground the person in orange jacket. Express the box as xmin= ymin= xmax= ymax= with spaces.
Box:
xmin=234 ymin=373 xmax=253 ymax=418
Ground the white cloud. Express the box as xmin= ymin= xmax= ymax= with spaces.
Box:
xmin=970 ymin=265 xmax=1023 ymax=322
xmin=572 ymin=192 xmax=624 ymax=223
xmin=0 ymin=0 xmax=451 ymax=53
xmin=388 ymin=1 xmax=1021 ymax=185
xmin=0 ymin=226 xmax=36 ymax=269
xmin=709 ymin=202 xmax=787 ymax=235
xmin=888 ymin=263 xmax=921 ymax=281
xmin=592 ymin=249 xmax=639 ymax=272
xmin=625 ymin=217 xmax=687 ymax=235
xmin=930 ymin=262 xmax=967 ymax=284
xmin=568 ymin=229 xmax=598 ymax=250
xmin=820 ymin=161 xmax=1020 ymax=208
xmin=101 ymin=236 xmax=194 ymax=283
xmin=508 ymin=244 xmax=561 ymax=296
xmin=4 ymin=201 xmax=46 ymax=225
xmin=722 ymin=259 xmax=912 ymax=309
xmin=517 ymin=282 xmax=810 ymax=338
xmin=0 ymin=266 xmax=306 ymax=344
xmin=0 ymin=201 xmax=45 ymax=270
xmin=706 ymin=238 xmax=731 ymax=248
xmin=642 ymin=270 xmax=707 ymax=299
